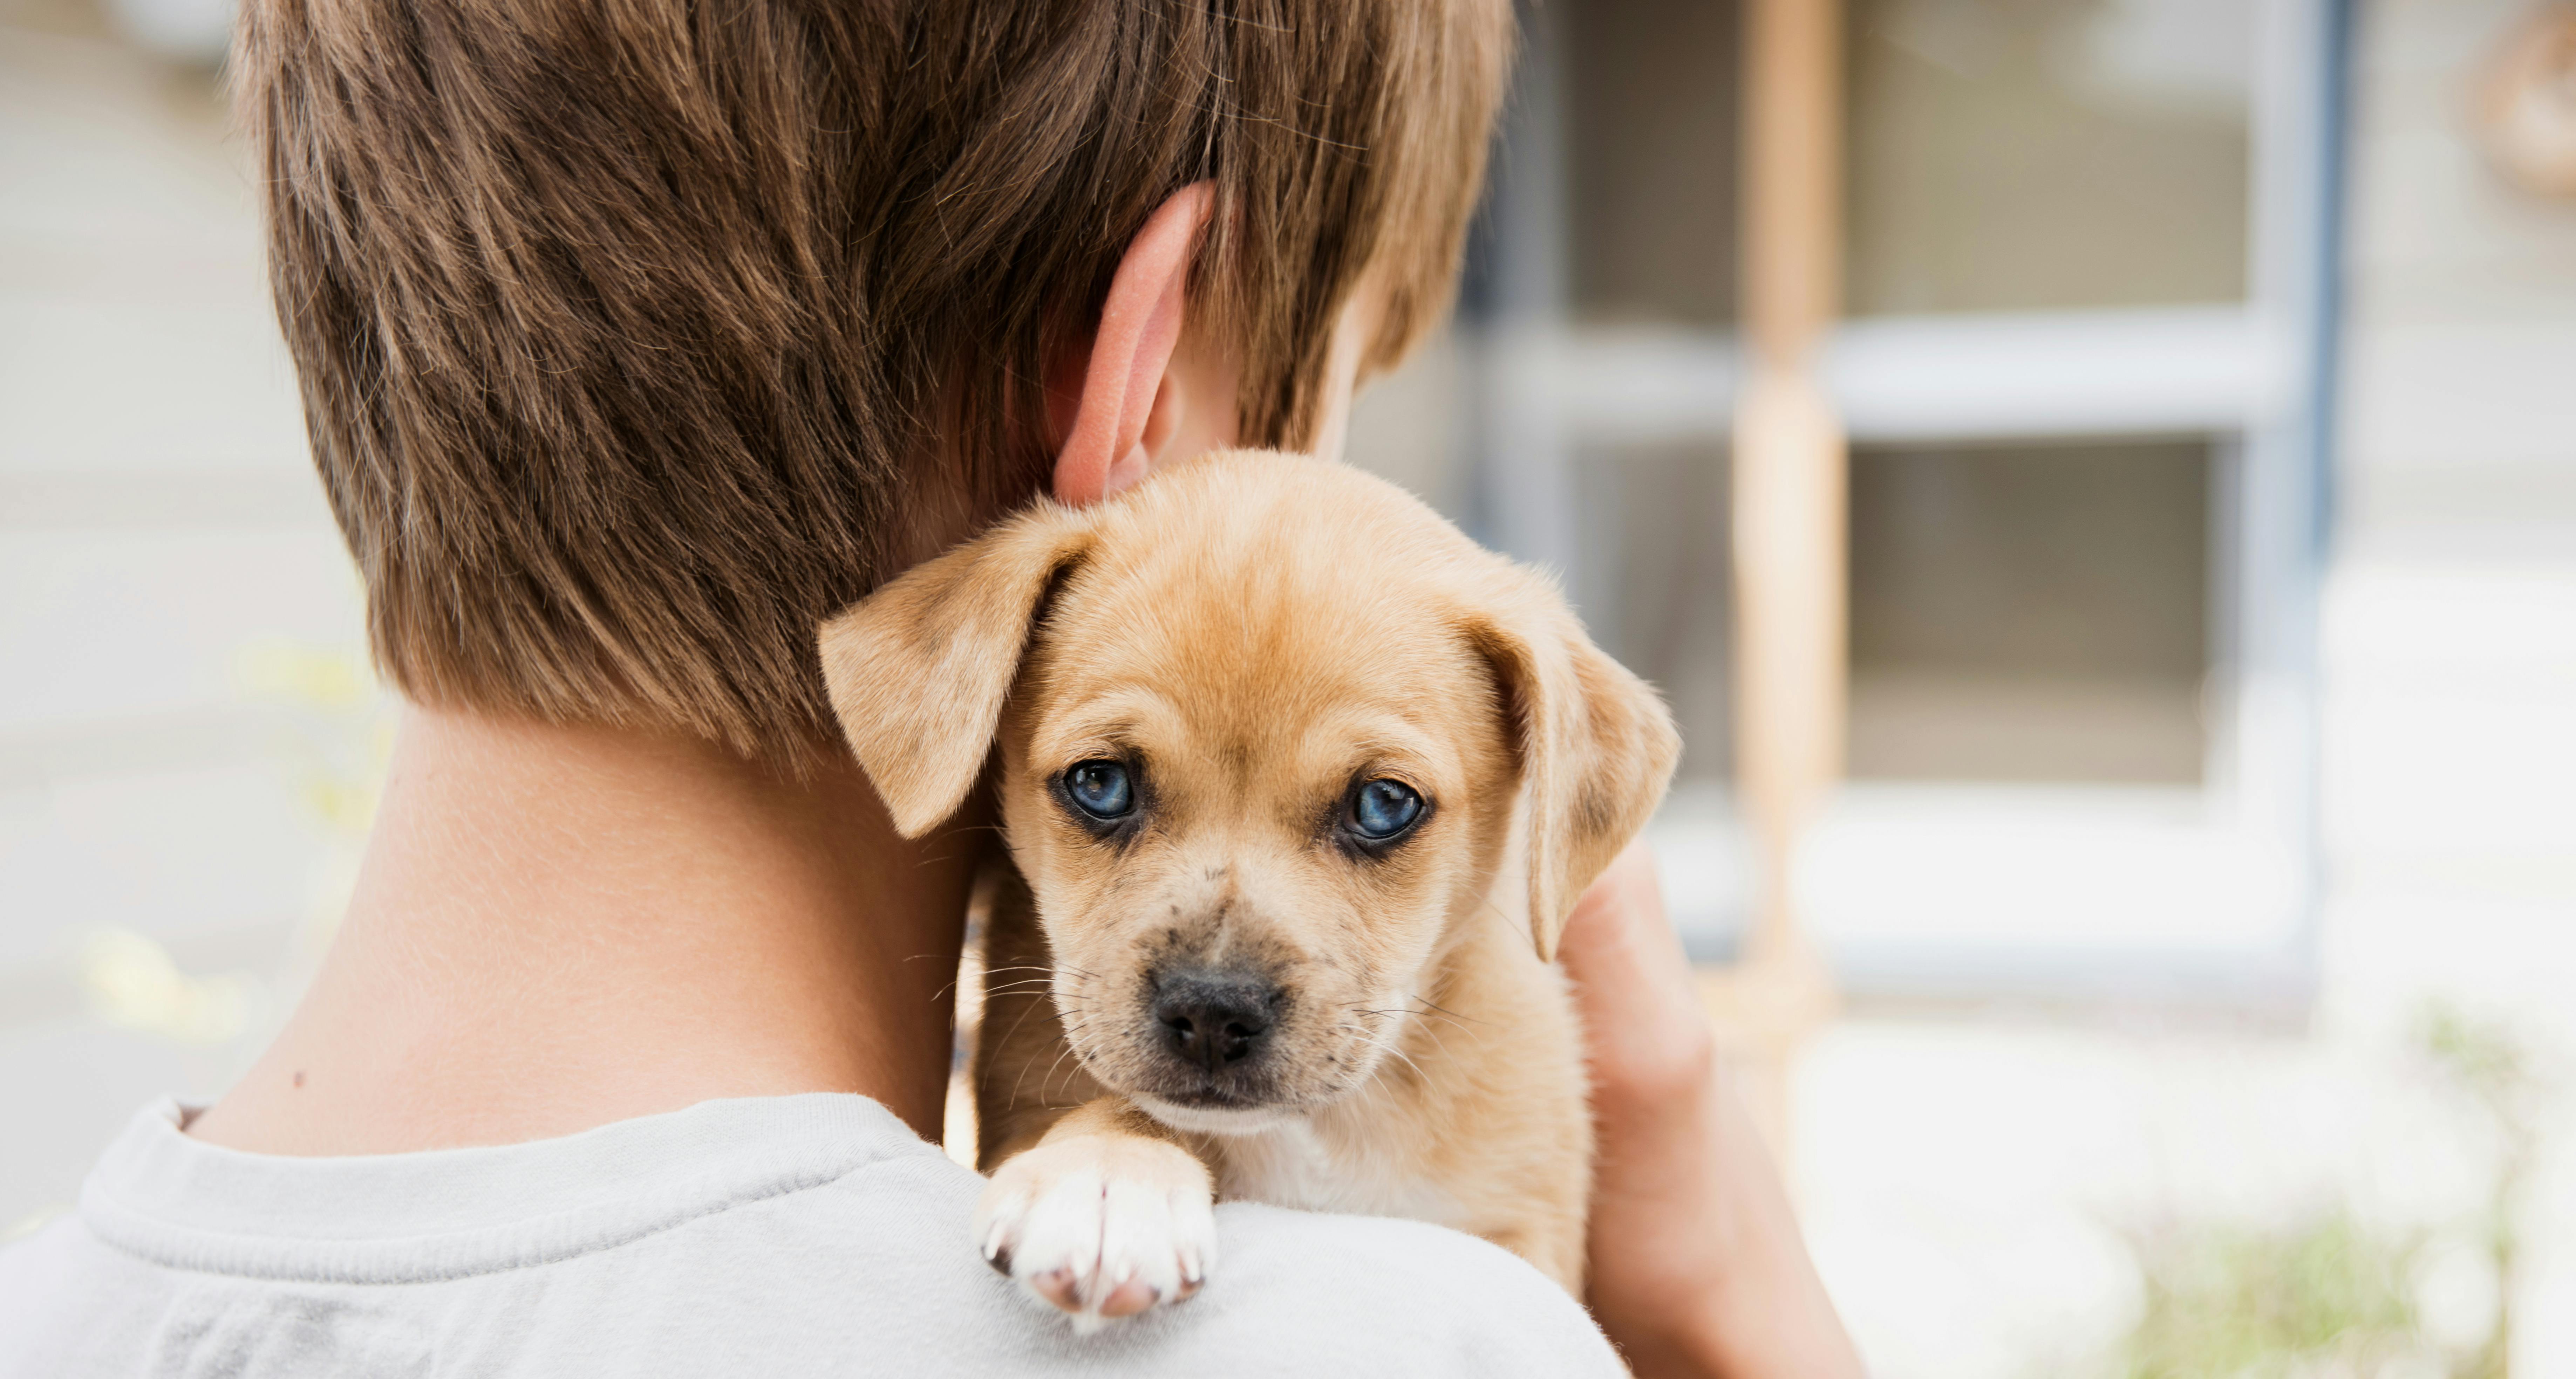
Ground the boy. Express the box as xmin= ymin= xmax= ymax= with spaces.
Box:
xmin=1 ymin=1 xmax=1859 ymax=1374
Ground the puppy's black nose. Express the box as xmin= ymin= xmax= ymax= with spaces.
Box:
xmin=1150 ymin=970 xmax=1278 ymax=1073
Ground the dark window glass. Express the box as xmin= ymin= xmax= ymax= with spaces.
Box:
xmin=1565 ymin=0 xmax=1743 ymax=325
xmin=1849 ymin=437 xmax=2211 ymax=783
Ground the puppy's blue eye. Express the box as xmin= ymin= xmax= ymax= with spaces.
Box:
xmin=1350 ymin=779 xmax=1423 ymax=840
xmin=1064 ymin=760 xmax=1133 ymax=821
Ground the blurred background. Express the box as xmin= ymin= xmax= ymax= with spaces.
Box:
xmin=3 ymin=0 xmax=2572 ymax=1373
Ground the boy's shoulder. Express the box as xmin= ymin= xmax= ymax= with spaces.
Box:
xmin=1 ymin=1098 xmax=1621 ymax=1378
xmin=495 ymin=1150 xmax=1624 ymax=1374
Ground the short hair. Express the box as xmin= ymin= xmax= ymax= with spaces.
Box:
xmin=239 ymin=0 xmax=1511 ymax=768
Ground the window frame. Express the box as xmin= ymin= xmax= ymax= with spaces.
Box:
xmin=1466 ymin=0 xmax=2351 ymax=1003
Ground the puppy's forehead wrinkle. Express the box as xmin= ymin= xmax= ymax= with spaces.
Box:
xmin=1063 ymin=487 xmax=1493 ymax=698
xmin=1041 ymin=565 xmax=1486 ymax=757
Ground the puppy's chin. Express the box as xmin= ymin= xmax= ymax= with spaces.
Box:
xmin=1131 ymin=1093 xmax=1304 ymax=1138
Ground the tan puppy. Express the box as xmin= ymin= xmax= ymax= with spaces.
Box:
xmin=819 ymin=450 xmax=1677 ymax=1329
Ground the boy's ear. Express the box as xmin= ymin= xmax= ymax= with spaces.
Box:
xmin=817 ymin=509 xmax=1094 ymax=838
xmin=1052 ymin=181 xmax=1213 ymax=506
xmin=1462 ymin=583 xmax=1682 ymax=963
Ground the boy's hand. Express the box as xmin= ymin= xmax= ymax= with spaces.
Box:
xmin=1558 ymin=843 xmax=1866 ymax=1379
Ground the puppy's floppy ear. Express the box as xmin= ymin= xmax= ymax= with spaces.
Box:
xmin=817 ymin=508 xmax=1093 ymax=838
xmin=1463 ymin=582 xmax=1682 ymax=963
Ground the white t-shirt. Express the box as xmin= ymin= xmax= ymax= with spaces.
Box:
xmin=0 ymin=1094 xmax=1622 ymax=1376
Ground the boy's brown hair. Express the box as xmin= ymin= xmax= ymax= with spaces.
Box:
xmin=238 ymin=0 xmax=1511 ymax=768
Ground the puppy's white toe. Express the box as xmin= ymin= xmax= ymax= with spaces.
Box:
xmin=973 ymin=1134 xmax=1217 ymax=1331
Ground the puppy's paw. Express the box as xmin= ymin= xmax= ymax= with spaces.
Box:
xmin=973 ymin=1134 xmax=1217 ymax=1332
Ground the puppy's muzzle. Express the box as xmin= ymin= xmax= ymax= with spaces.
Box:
xmin=1149 ymin=968 xmax=1280 ymax=1076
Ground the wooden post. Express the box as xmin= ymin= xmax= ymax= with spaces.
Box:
xmin=1712 ymin=0 xmax=1846 ymax=1157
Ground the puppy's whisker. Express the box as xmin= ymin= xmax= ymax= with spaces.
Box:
xmin=1357 ymin=1037 xmax=1428 ymax=1086
xmin=1007 ymin=1043 xmax=1042 ymax=1109
xmin=997 ymin=1017 xmax=1090 ymax=1110
xmin=1379 ymin=997 xmax=1479 ymax=1056
xmin=1474 ymin=895 xmax=1536 ymax=946
xmin=981 ymin=979 xmax=1068 ymax=996
xmin=1337 ymin=1023 xmax=1429 ymax=1084
xmin=1402 ymin=993 xmax=1482 ymax=1025
xmin=1037 ymin=1038 xmax=1090 ymax=1099
xmin=1345 ymin=1008 xmax=1435 ymax=1064
xmin=996 ymin=994 xmax=1064 ymax=1086
xmin=983 ymin=961 xmax=1111 ymax=986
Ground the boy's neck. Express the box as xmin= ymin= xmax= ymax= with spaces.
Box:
xmin=187 ymin=705 xmax=975 ymax=1157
